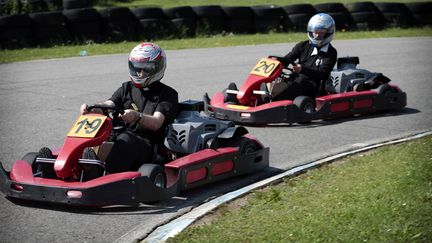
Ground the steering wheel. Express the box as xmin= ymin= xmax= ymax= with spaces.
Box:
xmin=86 ymin=104 xmax=126 ymax=130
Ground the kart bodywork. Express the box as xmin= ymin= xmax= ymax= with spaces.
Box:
xmin=204 ymin=57 xmax=407 ymax=125
xmin=0 ymin=100 xmax=269 ymax=206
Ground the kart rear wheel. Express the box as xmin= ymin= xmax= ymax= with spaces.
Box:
xmin=294 ymin=96 xmax=316 ymax=124
xmin=377 ymin=83 xmax=397 ymax=95
xmin=239 ymin=137 xmax=259 ymax=155
xmin=138 ymin=164 xmax=166 ymax=188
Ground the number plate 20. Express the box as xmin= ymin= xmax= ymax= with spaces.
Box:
xmin=250 ymin=58 xmax=280 ymax=77
xmin=67 ymin=115 xmax=107 ymax=138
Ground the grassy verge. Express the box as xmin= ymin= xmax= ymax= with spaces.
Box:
xmin=168 ymin=135 xmax=432 ymax=242
xmin=1 ymin=27 xmax=431 ymax=64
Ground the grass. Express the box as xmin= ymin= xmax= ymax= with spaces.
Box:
xmin=1 ymin=27 xmax=431 ymax=64
xmin=168 ymin=135 xmax=432 ymax=242
xmin=95 ymin=0 xmax=431 ymax=9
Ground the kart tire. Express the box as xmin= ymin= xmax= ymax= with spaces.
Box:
xmin=294 ymin=96 xmax=316 ymax=113
xmin=138 ymin=164 xmax=166 ymax=188
xmin=377 ymin=84 xmax=397 ymax=96
xmin=239 ymin=137 xmax=259 ymax=155
xmin=294 ymin=96 xmax=315 ymax=124
xmin=21 ymin=152 xmax=39 ymax=173
xmin=353 ymin=83 xmax=367 ymax=92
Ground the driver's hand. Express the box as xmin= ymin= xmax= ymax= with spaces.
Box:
xmin=120 ymin=109 xmax=140 ymax=124
xmin=80 ymin=103 xmax=103 ymax=115
xmin=292 ymin=64 xmax=302 ymax=73
xmin=80 ymin=103 xmax=89 ymax=114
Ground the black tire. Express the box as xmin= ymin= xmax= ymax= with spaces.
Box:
xmin=353 ymin=83 xmax=367 ymax=92
xmin=222 ymin=6 xmax=255 ymax=33
xmin=138 ymin=164 xmax=166 ymax=188
xmin=21 ymin=152 xmax=39 ymax=172
xmin=238 ymin=137 xmax=259 ymax=155
xmin=132 ymin=7 xmax=167 ymax=19
xmin=192 ymin=5 xmax=226 ymax=34
xmin=377 ymin=83 xmax=397 ymax=96
xmin=43 ymin=0 xmax=62 ymax=10
xmin=30 ymin=11 xmax=71 ymax=46
xmin=294 ymin=96 xmax=316 ymax=114
xmin=375 ymin=2 xmax=411 ymax=28
xmin=99 ymin=8 xmax=138 ymax=42
xmin=164 ymin=6 xmax=197 ymax=19
xmin=62 ymin=0 xmax=89 ymax=9
xmin=63 ymin=8 xmax=101 ymax=22
xmin=287 ymin=13 xmax=314 ymax=31
xmin=252 ymin=5 xmax=290 ymax=32
xmin=171 ymin=17 xmax=196 ymax=37
xmin=344 ymin=2 xmax=378 ymax=13
xmin=22 ymin=148 xmax=55 ymax=178
xmin=0 ymin=14 xmax=34 ymax=49
xmin=294 ymin=96 xmax=315 ymax=124
xmin=405 ymin=2 xmax=432 ymax=26
xmin=283 ymin=4 xmax=316 ymax=15
xmin=314 ymin=3 xmax=348 ymax=13
xmin=136 ymin=18 xmax=176 ymax=39
xmin=350 ymin=11 xmax=384 ymax=30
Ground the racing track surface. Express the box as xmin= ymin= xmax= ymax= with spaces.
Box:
xmin=0 ymin=37 xmax=431 ymax=242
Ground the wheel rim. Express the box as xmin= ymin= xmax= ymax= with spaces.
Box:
xmin=304 ymin=103 xmax=315 ymax=113
xmin=154 ymin=173 xmax=165 ymax=188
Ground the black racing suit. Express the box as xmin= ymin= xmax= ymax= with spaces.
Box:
xmin=106 ymin=81 xmax=179 ymax=173
xmin=271 ymin=40 xmax=337 ymax=100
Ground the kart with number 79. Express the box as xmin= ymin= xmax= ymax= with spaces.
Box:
xmin=0 ymin=100 xmax=269 ymax=206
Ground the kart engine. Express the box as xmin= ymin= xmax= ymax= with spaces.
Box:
xmin=164 ymin=102 xmax=234 ymax=155
xmin=326 ymin=56 xmax=390 ymax=93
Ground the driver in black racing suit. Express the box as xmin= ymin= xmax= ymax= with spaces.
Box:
xmin=80 ymin=42 xmax=178 ymax=173
xmin=270 ymin=13 xmax=337 ymax=100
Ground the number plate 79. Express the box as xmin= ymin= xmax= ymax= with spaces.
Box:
xmin=67 ymin=115 xmax=107 ymax=138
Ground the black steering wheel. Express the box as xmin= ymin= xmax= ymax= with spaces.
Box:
xmin=86 ymin=104 xmax=126 ymax=130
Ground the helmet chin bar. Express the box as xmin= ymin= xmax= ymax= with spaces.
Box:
xmin=130 ymin=76 xmax=151 ymax=88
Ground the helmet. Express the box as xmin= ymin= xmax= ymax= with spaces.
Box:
xmin=307 ymin=13 xmax=335 ymax=47
xmin=128 ymin=42 xmax=166 ymax=88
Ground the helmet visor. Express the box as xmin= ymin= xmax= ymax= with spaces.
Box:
xmin=129 ymin=61 xmax=160 ymax=79
xmin=308 ymin=29 xmax=329 ymax=41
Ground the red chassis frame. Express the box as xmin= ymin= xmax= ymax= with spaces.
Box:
xmin=204 ymin=58 xmax=407 ymax=125
xmin=0 ymin=114 xmax=269 ymax=206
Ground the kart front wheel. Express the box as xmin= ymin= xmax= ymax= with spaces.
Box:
xmin=138 ymin=164 xmax=166 ymax=188
xmin=22 ymin=152 xmax=39 ymax=172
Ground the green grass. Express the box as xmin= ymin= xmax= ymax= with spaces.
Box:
xmin=1 ymin=27 xmax=431 ymax=64
xmin=95 ymin=0 xmax=431 ymax=9
xmin=168 ymin=135 xmax=432 ymax=242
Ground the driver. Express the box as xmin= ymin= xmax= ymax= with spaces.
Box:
xmin=80 ymin=42 xmax=179 ymax=173
xmin=269 ymin=13 xmax=337 ymax=100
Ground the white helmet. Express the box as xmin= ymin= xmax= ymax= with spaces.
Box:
xmin=128 ymin=42 xmax=166 ymax=88
xmin=307 ymin=13 xmax=335 ymax=47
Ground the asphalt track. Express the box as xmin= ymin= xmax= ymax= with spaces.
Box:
xmin=0 ymin=37 xmax=431 ymax=242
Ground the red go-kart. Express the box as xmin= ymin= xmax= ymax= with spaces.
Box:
xmin=204 ymin=56 xmax=407 ymax=125
xmin=0 ymin=100 xmax=269 ymax=206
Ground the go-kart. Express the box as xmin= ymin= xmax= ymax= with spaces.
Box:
xmin=0 ymin=100 xmax=269 ymax=206
xmin=203 ymin=56 xmax=407 ymax=125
